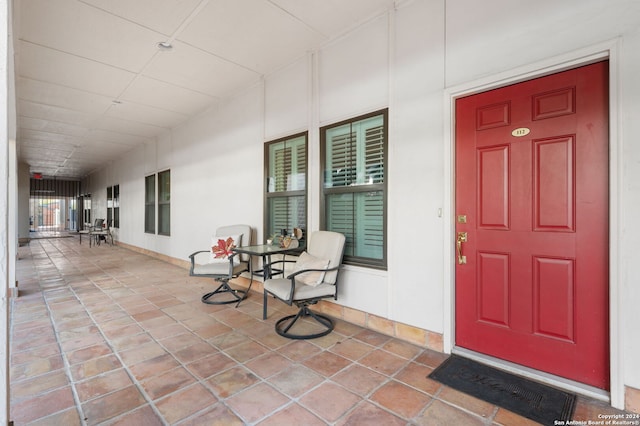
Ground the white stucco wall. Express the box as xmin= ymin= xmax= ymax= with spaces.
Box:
xmin=83 ymin=0 xmax=640 ymax=401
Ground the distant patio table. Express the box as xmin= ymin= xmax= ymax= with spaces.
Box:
xmin=78 ymin=229 xmax=90 ymax=244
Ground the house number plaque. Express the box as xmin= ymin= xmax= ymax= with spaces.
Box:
xmin=511 ymin=127 xmax=530 ymax=137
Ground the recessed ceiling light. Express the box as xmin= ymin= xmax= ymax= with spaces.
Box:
xmin=157 ymin=41 xmax=173 ymax=51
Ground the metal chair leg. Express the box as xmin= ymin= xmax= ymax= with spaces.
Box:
xmin=201 ymin=279 xmax=248 ymax=306
xmin=274 ymin=305 xmax=334 ymax=339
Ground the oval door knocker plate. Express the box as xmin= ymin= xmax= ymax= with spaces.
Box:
xmin=511 ymin=127 xmax=530 ymax=137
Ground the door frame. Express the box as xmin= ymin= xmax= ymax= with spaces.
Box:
xmin=442 ymin=39 xmax=623 ymax=409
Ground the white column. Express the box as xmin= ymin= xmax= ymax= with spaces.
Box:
xmin=1 ymin=0 xmax=15 ymax=422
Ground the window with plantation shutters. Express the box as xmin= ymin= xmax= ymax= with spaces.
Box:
xmin=144 ymin=171 xmax=169 ymax=235
xmin=113 ymin=185 xmax=119 ymax=228
xmin=144 ymin=174 xmax=155 ymax=234
xmin=107 ymin=186 xmax=113 ymax=225
xmin=107 ymin=185 xmax=120 ymax=228
xmin=265 ymin=133 xmax=307 ymax=242
xmin=321 ymin=110 xmax=387 ymax=269
xmin=158 ymin=170 xmax=170 ymax=236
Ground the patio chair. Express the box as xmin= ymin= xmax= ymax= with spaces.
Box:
xmin=88 ymin=219 xmax=108 ymax=246
xmin=263 ymin=230 xmax=345 ymax=339
xmin=188 ymin=224 xmax=253 ymax=307
xmin=78 ymin=219 xmax=101 ymax=244
xmin=90 ymin=218 xmax=104 ymax=231
xmin=96 ymin=219 xmax=113 ymax=245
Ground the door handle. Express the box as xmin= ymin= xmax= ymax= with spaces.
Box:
xmin=457 ymin=232 xmax=467 ymax=264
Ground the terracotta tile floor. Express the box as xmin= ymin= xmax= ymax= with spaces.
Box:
xmin=9 ymin=236 xmax=629 ymax=425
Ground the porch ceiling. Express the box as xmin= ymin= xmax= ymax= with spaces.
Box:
xmin=13 ymin=0 xmax=396 ymax=179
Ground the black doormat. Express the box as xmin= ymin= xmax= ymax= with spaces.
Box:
xmin=428 ymin=355 xmax=576 ymax=424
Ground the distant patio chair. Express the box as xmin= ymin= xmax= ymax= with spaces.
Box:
xmin=90 ymin=218 xmax=104 ymax=231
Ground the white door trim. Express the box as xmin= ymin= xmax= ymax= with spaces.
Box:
xmin=442 ymin=39 xmax=623 ymax=409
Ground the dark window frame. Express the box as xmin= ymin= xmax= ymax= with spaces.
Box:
xmin=320 ymin=109 xmax=388 ymax=269
xmin=83 ymin=197 xmax=91 ymax=226
xmin=158 ymin=169 xmax=171 ymax=236
xmin=113 ymin=184 xmax=120 ymax=228
xmin=107 ymin=184 xmax=120 ymax=228
xmin=107 ymin=186 xmax=113 ymax=226
xmin=264 ymin=132 xmax=308 ymax=243
xmin=144 ymin=174 xmax=155 ymax=234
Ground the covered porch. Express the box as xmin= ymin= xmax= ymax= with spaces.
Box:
xmin=10 ymin=236 xmax=626 ymax=424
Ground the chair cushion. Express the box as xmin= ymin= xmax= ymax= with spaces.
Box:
xmin=193 ymin=261 xmax=247 ymax=276
xmin=264 ymin=278 xmax=336 ymax=301
xmin=210 ymin=234 xmax=241 ymax=264
xmin=306 ymin=231 xmax=346 ymax=284
xmin=293 ymin=251 xmax=330 ymax=286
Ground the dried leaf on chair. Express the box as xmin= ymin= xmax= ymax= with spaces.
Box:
xmin=212 ymin=237 xmax=236 ymax=259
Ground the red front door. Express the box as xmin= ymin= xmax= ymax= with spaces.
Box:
xmin=455 ymin=61 xmax=609 ymax=389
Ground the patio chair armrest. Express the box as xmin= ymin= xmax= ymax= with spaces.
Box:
xmin=188 ymin=251 xmax=210 ymax=274
xmin=188 ymin=250 xmax=210 ymax=260
xmin=287 ymin=265 xmax=340 ymax=280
